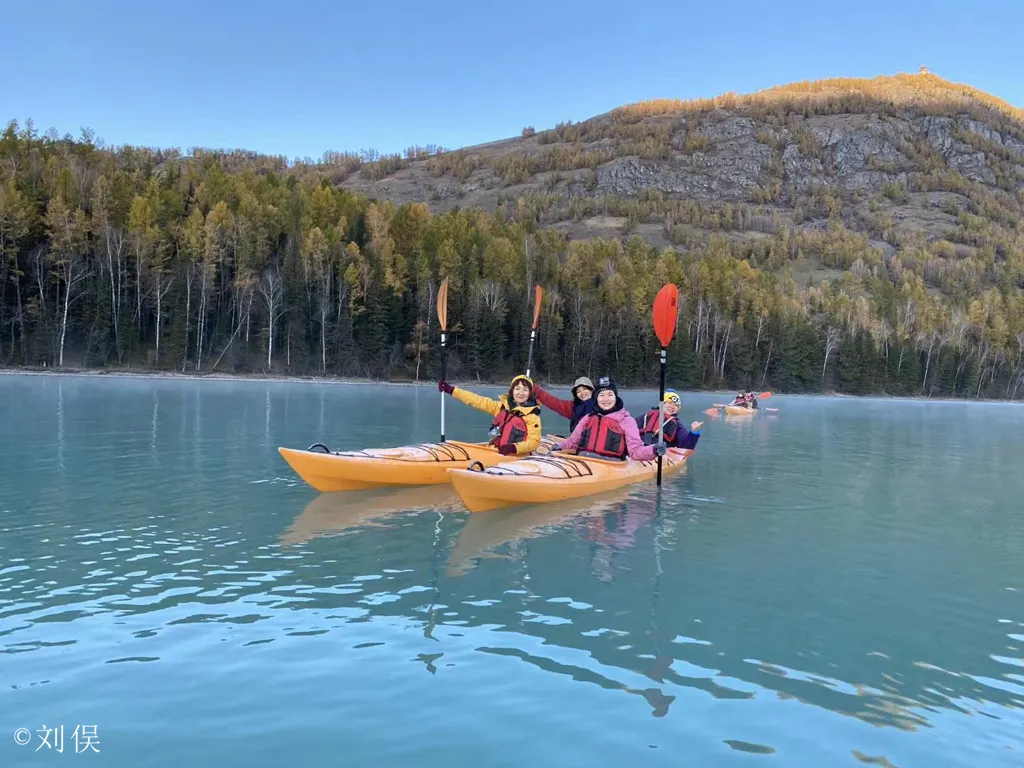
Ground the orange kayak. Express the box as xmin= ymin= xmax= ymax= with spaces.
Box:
xmin=278 ymin=435 xmax=562 ymax=493
xmin=447 ymin=447 xmax=694 ymax=512
xmin=724 ymin=405 xmax=757 ymax=416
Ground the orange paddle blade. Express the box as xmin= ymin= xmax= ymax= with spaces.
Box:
xmin=436 ymin=277 xmax=449 ymax=332
xmin=653 ymin=283 xmax=679 ymax=348
xmin=757 ymin=391 xmax=772 ymax=399
xmin=532 ymin=284 xmax=542 ymax=330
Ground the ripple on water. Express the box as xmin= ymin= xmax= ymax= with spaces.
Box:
xmin=5 ymin=382 xmax=1024 ymax=766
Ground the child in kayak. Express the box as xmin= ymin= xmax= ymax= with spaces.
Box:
xmin=532 ymin=376 xmax=597 ymax=436
xmin=546 ymin=376 xmax=664 ymax=462
xmin=438 ymin=375 xmax=542 ymax=456
xmin=636 ymin=389 xmax=703 ymax=450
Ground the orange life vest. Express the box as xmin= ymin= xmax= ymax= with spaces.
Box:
xmin=577 ymin=414 xmax=627 ymax=459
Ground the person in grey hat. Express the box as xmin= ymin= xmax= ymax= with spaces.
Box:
xmin=532 ymin=375 xmax=597 ymax=435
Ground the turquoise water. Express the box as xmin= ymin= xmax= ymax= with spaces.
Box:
xmin=2 ymin=373 xmax=1023 ymax=766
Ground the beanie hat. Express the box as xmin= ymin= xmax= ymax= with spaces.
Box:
xmin=594 ymin=375 xmax=618 ymax=395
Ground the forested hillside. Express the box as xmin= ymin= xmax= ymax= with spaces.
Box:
xmin=1 ymin=71 xmax=1023 ymax=398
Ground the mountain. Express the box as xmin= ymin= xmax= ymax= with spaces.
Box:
xmin=1 ymin=70 xmax=1022 ymax=399
xmin=337 ymin=70 xmax=1024 ymax=255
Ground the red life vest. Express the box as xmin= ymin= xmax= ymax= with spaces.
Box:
xmin=577 ymin=414 xmax=627 ymax=459
xmin=489 ymin=405 xmax=536 ymax=448
xmin=640 ymin=410 xmax=678 ymax=445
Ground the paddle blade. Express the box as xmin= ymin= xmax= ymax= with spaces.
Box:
xmin=653 ymin=283 xmax=679 ymax=348
xmin=758 ymin=391 xmax=772 ymax=399
xmin=531 ymin=284 xmax=543 ymax=329
xmin=436 ymin=277 xmax=449 ymax=332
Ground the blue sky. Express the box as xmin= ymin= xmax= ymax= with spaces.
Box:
xmin=4 ymin=0 xmax=1021 ymax=161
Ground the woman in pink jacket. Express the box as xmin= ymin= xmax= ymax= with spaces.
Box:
xmin=547 ymin=376 xmax=665 ymax=462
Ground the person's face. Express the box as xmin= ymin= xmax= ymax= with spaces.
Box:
xmin=596 ymin=389 xmax=616 ymax=410
xmin=575 ymin=386 xmax=593 ymax=401
xmin=512 ymin=381 xmax=531 ymax=404
xmin=664 ymin=402 xmax=680 ymax=417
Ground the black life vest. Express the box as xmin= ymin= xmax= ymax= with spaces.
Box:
xmin=639 ymin=409 xmax=678 ymax=445
xmin=577 ymin=414 xmax=627 ymax=459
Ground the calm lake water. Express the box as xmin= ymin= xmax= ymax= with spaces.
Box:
xmin=2 ymin=373 xmax=1023 ymax=767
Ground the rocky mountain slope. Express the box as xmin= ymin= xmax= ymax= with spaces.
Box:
xmin=336 ymin=71 xmax=1024 ymax=256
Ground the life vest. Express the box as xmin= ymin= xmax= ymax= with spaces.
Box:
xmin=489 ymin=404 xmax=538 ymax=448
xmin=577 ymin=414 xmax=627 ymax=460
xmin=639 ymin=410 xmax=678 ymax=445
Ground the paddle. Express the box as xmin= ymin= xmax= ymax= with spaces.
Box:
xmin=525 ymin=284 xmax=542 ymax=377
xmin=652 ymin=283 xmax=679 ymax=487
xmin=437 ymin=276 xmax=449 ymax=442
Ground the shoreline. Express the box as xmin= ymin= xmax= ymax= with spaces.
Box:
xmin=0 ymin=366 xmax=1019 ymax=405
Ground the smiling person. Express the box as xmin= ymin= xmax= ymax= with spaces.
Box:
xmin=636 ymin=389 xmax=703 ymax=450
xmin=438 ymin=375 xmax=542 ymax=456
xmin=532 ymin=376 xmax=597 ymax=435
xmin=548 ymin=376 xmax=663 ymax=462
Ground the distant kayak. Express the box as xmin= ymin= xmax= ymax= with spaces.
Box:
xmin=278 ymin=435 xmax=562 ymax=493
xmin=724 ymin=405 xmax=758 ymax=416
xmin=447 ymin=447 xmax=694 ymax=513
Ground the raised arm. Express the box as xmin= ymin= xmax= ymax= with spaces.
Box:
xmin=450 ymin=386 xmax=501 ymax=417
xmin=533 ymin=385 xmax=575 ymax=420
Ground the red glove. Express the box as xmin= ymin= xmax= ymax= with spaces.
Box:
xmin=438 ymin=380 xmax=453 ymax=394
xmin=497 ymin=444 xmax=517 ymax=456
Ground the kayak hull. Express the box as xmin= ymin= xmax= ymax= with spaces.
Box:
xmin=278 ymin=435 xmax=561 ymax=493
xmin=724 ymin=405 xmax=757 ymax=416
xmin=447 ymin=448 xmax=694 ymax=513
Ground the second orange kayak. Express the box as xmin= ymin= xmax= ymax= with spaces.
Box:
xmin=447 ymin=447 xmax=695 ymax=512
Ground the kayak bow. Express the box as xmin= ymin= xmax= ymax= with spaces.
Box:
xmin=447 ymin=448 xmax=694 ymax=513
xmin=279 ymin=435 xmax=562 ymax=493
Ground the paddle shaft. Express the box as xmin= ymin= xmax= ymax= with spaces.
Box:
xmin=526 ymin=285 xmax=542 ymax=377
xmin=437 ymin=277 xmax=450 ymax=443
xmin=657 ymin=347 xmax=666 ymax=486
xmin=526 ymin=328 xmax=537 ymax=378
xmin=440 ymin=331 xmax=447 ymax=442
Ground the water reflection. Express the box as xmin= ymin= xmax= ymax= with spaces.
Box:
xmin=280 ymin=486 xmax=461 ymax=547
xmin=3 ymin=376 xmax=1024 ymax=766
xmin=268 ymin=481 xmax=1024 ymax=739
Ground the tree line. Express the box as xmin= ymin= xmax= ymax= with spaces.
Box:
xmin=1 ymin=119 xmax=1022 ymax=399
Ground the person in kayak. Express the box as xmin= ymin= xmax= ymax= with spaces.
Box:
xmin=545 ymin=376 xmax=665 ymax=462
xmin=532 ymin=376 xmax=596 ymax=436
xmin=744 ymin=391 xmax=759 ymax=409
xmin=729 ymin=392 xmax=747 ymax=406
xmin=438 ymin=375 xmax=542 ymax=456
xmin=636 ymin=389 xmax=703 ymax=450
